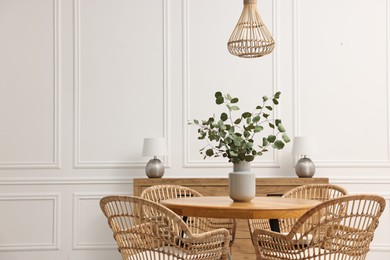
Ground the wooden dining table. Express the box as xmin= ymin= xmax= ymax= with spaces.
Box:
xmin=161 ymin=196 xmax=321 ymax=232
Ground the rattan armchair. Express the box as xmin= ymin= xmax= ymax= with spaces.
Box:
xmin=100 ymin=195 xmax=230 ymax=260
xmin=248 ymin=184 xmax=348 ymax=235
xmin=252 ymin=194 xmax=386 ymax=260
xmin=141 ymin=185 xmax=236 ymax=247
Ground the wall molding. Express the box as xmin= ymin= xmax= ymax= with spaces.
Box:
xmin=72 ymin=192 xmax=130 ymax=250
xmin=0 ymin=193 xmax=60 ymax=251
xmin=330 ymin=178 xmax=390 ymax=185
xmin=292 ymin=0 xmax=390 ymax=168
xmin=0 ymin=0 xmax=61 ymax=170
xmin=73 ymin=0 xmax=170 ymax=169
xmin=182 ymin=0 xmax=281 ymax=168
xmin=0 ymin=176 xmax=134 ymax=185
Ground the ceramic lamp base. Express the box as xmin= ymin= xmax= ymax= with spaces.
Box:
xmin=145 ymin=158 xmax=165 ymax=178
xmin=295 ymin=157 xmax=315 ymax=178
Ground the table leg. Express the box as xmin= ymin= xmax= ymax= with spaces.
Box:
xmin=269 ymin=219 xmax=280 ymax=232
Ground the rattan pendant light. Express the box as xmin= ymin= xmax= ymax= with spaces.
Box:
xmin=228 ymin=0 xmax=275 ymax=58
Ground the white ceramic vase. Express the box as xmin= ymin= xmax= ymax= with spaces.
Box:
xmin=229 ymin=161 xmax=256 ymax=202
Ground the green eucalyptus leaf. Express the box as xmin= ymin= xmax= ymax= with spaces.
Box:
xmin=231 ymin=106 xmax=239 ymax=111
xmin=263 ymin=113 xmax=269 ymax=118
xmin=274 ymin=91 xmax=281 ymax=99
xmin=273 ymin=140 xmax=285 ymax=149
xmin=230 ymin=150 xmax=238 ymax=156
xmin=275 ymin=119 xmax=281 ymax=126
xmin=267 ymin=135 xmax=276 ymax=143
xmin=234 ymin=118 xmax=242 ymax=124
xmin=266 ymin=106 xmax=273 ymax=111
xmin=246 ymin=142 xmax=253 ymax=149
xmin=226 ymin=93 xmax=232 ymax=100
xmin=216 ymin=96 xmax=224 ymax=105
xmin=282 ymin=133 xmax=291 ymax=143
xmin=254 ymin=126 xmax=264 ymax=133
xmin=245 ymin=155 xmax=255 ymax=162
xmin=220 ymin=112 xmax=228 ymax=121
xmin=256 ymin=105 xmax=262 ymax=110
xmin=205 ymin=149 xmax=214 ymax=156
xmin=262 ymin=96 xmax=268 ymax=102
xmin=231 ymin=98 xmax=239 ymax=103
xmin=272 ymin=99 xmax=279 ymax=105
xmin=225 ymin=137 xmax=232 ymax=143
xmin=215 ymin=92 xmax=222 ymax=98
xmin=277 ymin=123 xmax=286 ymax=132
xmin=234 ymin=140 xmax=242 ymax=147
xmin=252 ymin=115 xmax=260 ymax=123
xmin=262 ymin=137 xmax=269 ymax=146
xmin=269 ymin=123 xmax=275 ymax=129
xmin=242 ymin=112 xmax=251 ymax=118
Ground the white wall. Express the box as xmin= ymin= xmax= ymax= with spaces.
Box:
xmin=0 ymin=0 xmax=389 ymax=259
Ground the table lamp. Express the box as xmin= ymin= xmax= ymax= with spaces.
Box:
xmin=142 ymin=137 xmax=167 ymax=178
xmin=291 ymin=136 xmax=318 ymax=178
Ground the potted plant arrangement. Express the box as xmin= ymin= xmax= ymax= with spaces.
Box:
xmin=189 ymin=91 xmax=290 ymax=201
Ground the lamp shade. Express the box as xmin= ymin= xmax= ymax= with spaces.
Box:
xmin=227 ymin=0 xmax=275 ymax=58
xmin=291 ymin=136 xmax=318 ymax=156
xmin=142 ymin=137 xmax=167 ymax=157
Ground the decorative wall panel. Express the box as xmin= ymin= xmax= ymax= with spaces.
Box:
xmin=0 ymin=0 xmax=60 ymax=169
xmin=293 ymin=0 xmax=390 ymax=167
xmin=0 ymin=194 xmax=60 ymax=251
xmin=74 ymin=0 xmax=168 ymax=168
xmin=183 ymin=0 xmax=280 ymax=167
xmin=72 ymin=193 xmax=117 ymax=249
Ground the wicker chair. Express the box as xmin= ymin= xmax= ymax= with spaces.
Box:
xmin=252 ymin=194 xmax=386 ymax=260
xmin=100 ymin=195 xmax=230 ymax=260
xmin=141 ymin=185 xmax=236 ymax=247
xmin=248 ymin=184 xmax=348 ymax=235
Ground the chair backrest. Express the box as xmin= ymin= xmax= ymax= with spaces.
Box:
xmin=141 ymin=184 xmax=237 ymax=247
xmin=286 ymin=194 xmax=386 ymax=259
xmin=140 ymin=184 xmax=203 ymax=203
xmin=283 ymin=184 xmax=348 ymax=200
xmin=279 ymin=184 xmax=348 ymax=233
xmin=100 ymin=195 xmax=192 ymax=259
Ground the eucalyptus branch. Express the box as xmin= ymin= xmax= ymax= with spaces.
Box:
xmin=189 ymin=91 xmax=290 ymax=163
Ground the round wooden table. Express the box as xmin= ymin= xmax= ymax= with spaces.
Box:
xmin=161 ymin=196 xmax=320 ymax=220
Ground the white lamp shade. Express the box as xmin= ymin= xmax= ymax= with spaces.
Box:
xmin=142 ymin=137 xmax=167 ymax=157
xmin=291 ymin=136 xmax=318 ymax=156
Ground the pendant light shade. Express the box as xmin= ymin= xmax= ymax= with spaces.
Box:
xmin=227 ymin=0 xmax=275 ymax=58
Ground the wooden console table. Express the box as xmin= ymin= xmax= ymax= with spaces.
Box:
xmin=133 ymin=177 xmax=329 ymax=260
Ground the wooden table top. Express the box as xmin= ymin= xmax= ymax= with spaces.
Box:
xmin=161 ymin=196 xmax=320 ymax=219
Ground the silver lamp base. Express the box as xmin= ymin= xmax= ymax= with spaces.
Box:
xmin=295 ymin=156 xmax=315 ymax=178
xmin=145 ymin=157 xmax=165 ymax=178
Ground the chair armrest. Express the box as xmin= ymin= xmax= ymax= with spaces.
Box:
xmin=182 ymin=228 xmax=230 ymax=258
